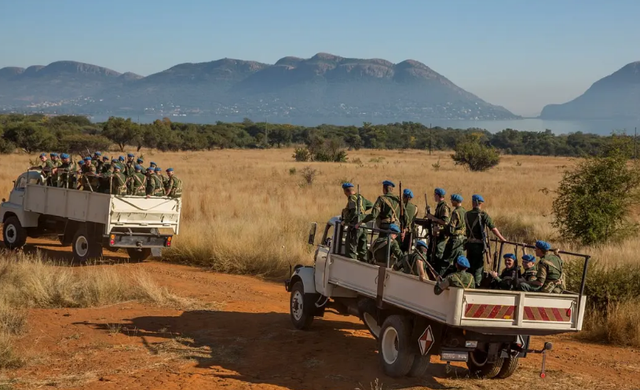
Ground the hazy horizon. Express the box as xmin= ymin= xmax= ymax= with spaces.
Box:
xmin=2 ymin=0 xmax=639 ymax=116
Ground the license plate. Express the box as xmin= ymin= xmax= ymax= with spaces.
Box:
xmin=441 ymin=351 xmax=469 ymax=362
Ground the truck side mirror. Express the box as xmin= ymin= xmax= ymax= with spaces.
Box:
xmin=307 ymin=222 xmax=317 ymax=245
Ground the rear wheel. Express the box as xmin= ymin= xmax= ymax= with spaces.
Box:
xmin=2 ymin=216 xmax=27 ymax=250
xmin=127 ymin=248 xmax=152 ymax=262
xmin=496 ymin=356 xmax=519 ymax=379
xmin=289 ymin=281 xmax=316 ymax=330
xmin=407 ymin=354 xmax=431 ymax=377
xmin=72 ymin=227 xmax=102 ymax=264
xmin=378 ymin=315 xmax=414 ymax=378
xmin=466 ymin=349 xmax=504 ymax=379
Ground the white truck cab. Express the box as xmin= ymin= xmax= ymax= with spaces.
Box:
xmin=1 ymin=170 xmax=181 ymax=263
xmin=285 ymin=217 xmax=590 ymax=380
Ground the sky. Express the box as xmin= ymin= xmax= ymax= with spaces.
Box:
xmin=1 ymin=0 xmax=639 ymax=116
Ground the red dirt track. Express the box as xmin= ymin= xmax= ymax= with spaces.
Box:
xmin=1 ymin=238 xmax=639 ymax=390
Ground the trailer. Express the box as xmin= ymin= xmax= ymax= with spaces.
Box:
xmin=1 ymin=170 xmax=181 ymax=262
xmin=284 ymin=216 xmax=589 ymax=379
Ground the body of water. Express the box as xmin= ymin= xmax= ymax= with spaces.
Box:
xmin=88 ymin=114 xmax=640 ymax=136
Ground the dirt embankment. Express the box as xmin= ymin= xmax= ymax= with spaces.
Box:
xmin=1 ymin=240 xmax=639 ymax=390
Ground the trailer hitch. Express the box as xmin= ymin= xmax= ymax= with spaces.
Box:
xmin=526 ymin=341 xmax=553 ymax=378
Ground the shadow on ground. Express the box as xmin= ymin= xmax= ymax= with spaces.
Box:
xmin=0 ymin=238 xmax=133 ymax=266
xmin=75 ymin=310 xmax=464 ymax=390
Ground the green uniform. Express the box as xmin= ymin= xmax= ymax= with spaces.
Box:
xmin=56 ymin=162 xmax=74 ymax=188
xmin=491 ymin=266 xmax=520 ymax=290
xmin=361 ymin=192 xmax=403 ymax=237
xmin=125 ymin=162 xmax=135 ymax=177
xmin=521 ymin=254 xmax=564 ymax=293
xmin=145 ymin=173 xmax=156 ymax=196
xmin=464 ymin=207 xmax=495 ymax=286
xmin=40 ymin=159 xmax=54 ymax=186
xmin=522 ymin=266 xmax=538 ymax=282
xmin=166 ymin=175 xmax=183 ymax=198
xmin=399 ymin=201 xmax=418 ymax=251
xmin=434 ymin=269 xmax=475 ymax=294
xmin=341 ymin=193 xmax=372 ymax=261
xmin=368 ymin=236 xmax=404 ymax=266
xmin=433 ymin=200 xmax=451 ymax=273
xmin=442 ymin=206 xmax=467 ymax=275
xmin=130 ymin=172 xmax=147 ymax=196
xmin=80 ymin=164 xmax=99 ymax=191
xmin=394 ymin=249 xmax=427 ymax=276
xmin=110 ymin=172 xmax=128 ymax=195
xmin=158 ymin=174 xmax=169 ymax=191
xmin=153 ymin=175 xmax=165 ymax=196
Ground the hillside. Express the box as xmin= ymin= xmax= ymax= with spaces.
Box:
xmin=540 ymin=61 xmax=640 ymax=120
xmin=0 ymin=54 xmax=519 ymax=123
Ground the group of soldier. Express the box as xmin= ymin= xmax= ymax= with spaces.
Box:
xmin=340 ymin=180 xmax=565 ymax=295
xmin=34 ymin=152 xmax=182 ymax=198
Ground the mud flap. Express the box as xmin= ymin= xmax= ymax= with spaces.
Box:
xmin=411 ymin=316 xmax=443 ymax=357
xmin=151 ymin=247 xmax=162 ymax=258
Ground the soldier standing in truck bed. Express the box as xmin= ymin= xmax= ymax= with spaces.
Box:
xmin=399 ymin=189 xmax=417 ymax=251
xmin=430 ymin=188 xmax=451 ymax=273
xmin=129 ymin=165 xmax=147 ymax=196
xmin=358 ymin=180 xmax=402 ymax=238
xmin=441 ymin=193 xmax=466 ymax=276
xmin=111 ymin=164 xmax=128 ymax=195
xmin=341 ymin=182 xmax=372 ymax=261
xmin=165 ymin=168 xmax=182 ymax=198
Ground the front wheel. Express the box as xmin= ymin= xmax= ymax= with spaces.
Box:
xmin=2 ymin=216 xmax=27 ymax=250
xmin=127 ymin=248 xmax=152 ymax=262
xmin=378 ymin=315 xmax=415 ymax=378
xmin=289 ymin=281 xmax=316 ymax=330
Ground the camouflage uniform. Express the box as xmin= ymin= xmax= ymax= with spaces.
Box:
xmin=465 ymin=207 xmax=495 ymax=286
xmin=491 ymin=265 xmax=520 ymax=290
xmin=40 ymin=159 xmax=55 ymax=186
xmin=432 ymin=200 xmax=451 ymax=272
xmin=341 ymin=191 xmax=372 ymax=261
xmin=166 ymin=175 xmax=182 ymax=198
xmin=399 ymin=200 xmax=418 ymax=251
xmin=57 ymin=160 xmax=74 ymax=188
xmin=153 ymin=174 xmax=165 ymax=196
xmin=368 ymin=236 xmax=404 ymax=266
xmin=361 ymin=192 xmax=402 ymax=237
xmin=145 ymin=171 xmax=157 ymax=196
xmin=521 ymin=254 xmax=564 ymax=293
xmin=394 ymin=249 xmax=428 ymax=276
xmin=111 ymin=171 xmax=128 ymax=195
xmin=442 ymin=205 xmax=467 ymax=275
xmin=434 ymin=270 xmax=475 ymax=293
xmin=522 ymin=265 xmax=538 ymax=282
xmin=130 ymin=171 xmax=147 ymax=196
xmin=80 ymin=163 xmax=99 ymax=191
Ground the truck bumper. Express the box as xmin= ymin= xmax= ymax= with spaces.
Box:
xmin=105 ymin=233 xmax=172 ymax=249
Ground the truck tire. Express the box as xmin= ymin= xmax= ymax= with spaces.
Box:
xmin=127 ymin=248 xmax=152 ymax=262
xmin=378 ymin=315 xmax=415 ymax=378
xmin=289 ymin=281 xmax=316 ymax=330
xmin=72 ymin=227 xmax=102 ymax=264
xmin=467 ymin=350 xmax=504 ymax=379
xmin=357 ymin=298 xmax=381 ymax=340
xmin=496 ymin=356 xmax=519 ymax=379
xmin=407 ymin=354 xmax=431 ymax=378
xmin=2 ymin=216 xmax=27 ymax=250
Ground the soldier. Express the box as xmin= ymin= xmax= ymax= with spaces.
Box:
xmin=100 ymin=156 xmax=111 ymax=174
xmin=521 ymin=254 xmax=538 ymax=283
xmin=368 ymin=224 xmax=404 ymax=266
xmin=358 ymin=180 xmax=402 ymax=238
xmin=36 ymin=153 xmax=55 ymax=185
xmin=155 ymin=167 xmax=168 ymax=190
xmin=465 ymin=194 xmax=507 ymax=286
xmin=128 ymin=165 xmax=146 ymax=195
xmin=429 ymin=188 xmax=451 ymax=272
xmin=489 ymin=253 xmax=520 ymax=290
xmin=165 ymin=168 xmax=182 ymax=198
xmin=56 ymin=153 xmax=74 ymax=188
xmin=136 ymin=157 xmax=144 ymax=166
xmin=399 ymin=189 xmax=418 ymax=251
xmin=395 ymin=240 xmax=430 ymax=280
xmin=125 ymin=153 xmax=136 ymax=177
xmin=340 ymin=183 xmax=371 ymax=261
xmin=441 ymin=193 xmax=467 ymax=276
xmin=519 ymin=241 xmax=564 ymax=293
xmin=145 ymin=167 xmax=157 ymax=197
xmin=75 ymin=159 xmax=85 ymax=189
xmin=80 ymin=157 xmax=98 ymax=191
xmin=93 ymin=152 xmax=103 ymax=172
xmin=110 ymin=164 xmax=128 ymax=195
xmin=150 ymin=161 xmax=157 ymax=169
xmin=152 ymin=167 xmax=165 ymax=196
xmin=434 ymin=256 xmax=475 ymax=295
xmin=50 ymin=153 xmax=61 ymax=167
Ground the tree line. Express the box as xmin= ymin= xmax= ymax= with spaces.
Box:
xmin=0 ymin=113 xmax=637 ymax=158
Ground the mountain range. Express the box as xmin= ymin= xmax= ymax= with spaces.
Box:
xmin=0 ymin=54 xmax=518 ymax=124
xmin=540 ymin=61 xmax=640 ymax=120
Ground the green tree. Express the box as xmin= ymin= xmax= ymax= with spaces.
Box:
xmin=552 ymin=152 xmax=640 ymax=245
xmin=451 ymin=140 xmax=500 ymax=172
xmin=3 ymin=122 xmax=57 ymax=153
xmin=102 ymin=117 xmax=142 ymax=151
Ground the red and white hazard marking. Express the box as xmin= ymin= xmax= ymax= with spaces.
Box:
xmin=418 ymin=326 xmax=434 ymax=356
xmin=464 ymin=304 xmax=571 ymax=322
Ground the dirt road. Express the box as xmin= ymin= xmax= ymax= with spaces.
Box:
xmin=1 ymin=239 xmax=639 ymax=390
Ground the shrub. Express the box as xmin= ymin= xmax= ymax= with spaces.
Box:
xmin=300 ymin=166 xmax=318 ymax=185
xmin=552 ymin=153 xmax=640 ymax=245
xmin=0 ymin=138 xmax=15 ymax=154
xmin=432 ymin=158 xmax=441 ymax=171
xmin=451 ymin=141 xmax=500 ymax=171
xmin=289 ymin=167 xmax=297 ymax=175
xmin=352 ymin=157 xmax=363 ymax=166
xmin=293 ymin=147 xmax=311 ymax=162
xmin=58 ymin=134 xmax=113 ymax=156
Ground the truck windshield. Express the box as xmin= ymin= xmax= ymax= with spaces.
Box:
xmin=14 ymin=176 xmax=27 ymax=190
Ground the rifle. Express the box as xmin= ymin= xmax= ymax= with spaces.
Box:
xmin=422 ymin=253 xmax=442 ymax=282
xmin=423 ymin=193 xmax=436 ymax=264
xmin=399 ymin=181 xmax=405 ymax=241
xmin=478 ymin=211 xmax=493 ymax=282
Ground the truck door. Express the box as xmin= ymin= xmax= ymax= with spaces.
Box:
xmin=314 ymin=222 xmax=334 ymax=293
xmin=9 ymin=174 xmax=28 ymax=206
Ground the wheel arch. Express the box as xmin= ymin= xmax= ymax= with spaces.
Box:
xmin=289 ymin=266 xmax=317 ymax=294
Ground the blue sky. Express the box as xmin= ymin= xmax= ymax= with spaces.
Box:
xmin=1 ymin=0 xmax=639 ymax=116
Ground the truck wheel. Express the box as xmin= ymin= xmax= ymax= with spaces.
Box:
xmin=2 ymin=216 xmax=27 ymax=250
xmin=407 ymin=354 xmax=431 ymax=378
xmin=467 ymin=350 xmax=504 ymax=379
xmin=357 ymin=298 xmax=381 ymax=340
xmin=378 ymin=315 xmax=415 ymax=378
xmin=72 ymin=228 xmax=102 ymax=264
xmin=127 ymin=248 xmax=152 ymax=262
xmin=496 ymin=356 xmax=519 ymax=379
xmin=289 ymin=281 xmax=316 ymax=330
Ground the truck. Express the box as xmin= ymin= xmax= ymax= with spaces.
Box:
xmin=1 ymin=170 xmax=181 ymax=263
xmin=284 ymin=216 xmax=590 ymax=379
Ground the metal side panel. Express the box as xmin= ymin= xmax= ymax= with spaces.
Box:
xmin=382 ymin=270 xmax=456 ymax=324
xmin=108 ymin=196 xmax=181 ymax=233
xmin=327 ymin=255 xmax=379 ymax=299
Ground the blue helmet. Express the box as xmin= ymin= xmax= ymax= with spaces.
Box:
xmin=84 ymin=156 xmax=92 ymax=161
xmin=522 ymin=254 xmax=536 ymax=263
xmin=150 ymin=161 xmax=157 ymax=166
xmin=382 ymin=180 xmax=395 ymax=188
xmin=102 ymin=156 xmax=109 ymax=161
xmin=155 ymin=167 xmax=162 ymax=172
xmin=137 ymin=158 xmax=144 ymax=163
xmin=503 ymin=253 xmax=516 ymax=260
xmin=403 ymin=189 xmax=414 ymax=198
xmin=40 ymin=152 xmax=47 ymax=157
xmin=451 ymin=194 xmax=463 ymax=202
xmin=50 ymin=152 xmax=58 ymax=157
xmin=416 ymin=240 xmax=428 ymax=249
xmin=166 ymin=168 xmax=174 ymax=172
xmin=342 ymin=182 xmax=354 ymax=189
xmin=472 ymin=194 xmax=485 ymax=203
xmin=118 ymin=156 xmax=125 ymax=161
xmin=78 ymin=159 xmax=85 ymax=165
xmin=94 ymin=151 xmax=101 ymax=156
xmin=61 ymin=153 xmax=70 ymax=159
xmin=389 ymin=224 xmax=401 ymax=233
xmin=434 ymin=187 xmax=446 ymax=197
xmin=127 ymin=153 xmax=135 ymax=158
xmin=111 ymin=159 xmax=118 ymax=163
xmin=456 ymin=256 xmax=471 ymax=269
xmin=113 ymin=164 xmax=122 ymax=170
xmin=535 ymin=240 xmax=551 ymax=251
xmin=134 ymin=164 xmax=143 ymax=171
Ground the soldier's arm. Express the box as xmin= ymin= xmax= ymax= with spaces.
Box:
xmin=360 ymin=197 xmax=381 ymax=224
xmin=441 ymin=205 xmax=451 ymax=224
xmin=483 ymin=213 xmax=506 ymax=241
xmin=530 ymin=264 xmax=547 ymax=286
xmin=416 ymin=259 xmax=429 ymax=281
